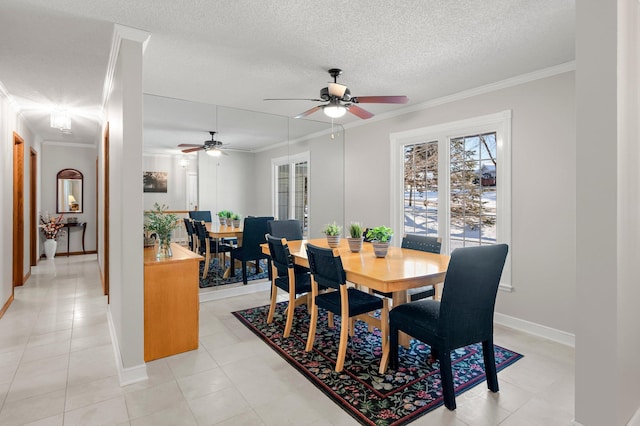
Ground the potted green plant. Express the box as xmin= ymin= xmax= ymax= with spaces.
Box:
xmin=322 ymin=222 xmax=343 ymax=248
xmin=217 ymin=210 xmax=227 ymax=225
xmin=224 ymin=210 xmax=233 ymax=226
xmin=365 ymin=225 xmax=393 ymax=258
xmin=347 ymin=222 xmax=364 ymax=253
xmin=231 ymin=213 xmax=241 ymax=228
xmin=145 ymin=203 xmax=179 ymax=259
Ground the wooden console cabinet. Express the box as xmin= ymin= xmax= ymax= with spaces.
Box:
xmin=144 ymin=243 xmax=203 ymax=362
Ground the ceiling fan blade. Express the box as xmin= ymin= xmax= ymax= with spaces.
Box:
xmin=182 ymin=147 xmax=204 ymax=153
xmin=347 ymin=105 xmax=374 ymax=119
xmin=352 ymin=95 xmax=409 ymax=104
xmin=178 ymin=143 xmax=203 ymax=148
xmin=294 ymin=106 xmax=322 ymax=119
xmin=264 ymin=98 xmax=324 ymax=102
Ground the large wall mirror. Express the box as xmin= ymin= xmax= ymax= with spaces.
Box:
xmin=57 ymin=168 xmax=83 ymax=213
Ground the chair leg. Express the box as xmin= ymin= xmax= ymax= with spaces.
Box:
xmin=482 ymin=339 xmax=499 ymax=393
xmin=266 ymin=281 xmax=278 ymax=324
xmin=335 ymin=315 xmax=349 ymax=372
xmin=305 ymin=302 xmax=318 ymax=352
xmin=242 ymin=260 xmax=248 ymax=284
xmin=389 ymin=324 xmax=399 ymax=370
xmin=439 ymin=350 xmax=456 ymax=410
xmin=377 ymin=299 xmax=389 ymax=374
xmin=283 ymin=290 xmax=296 ymax=338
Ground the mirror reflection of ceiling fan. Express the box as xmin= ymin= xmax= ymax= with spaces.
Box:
xmin=178 ymin=131 xmax=229 ymax=157
xmin=265 ymin=68 xmax=409 ymax=120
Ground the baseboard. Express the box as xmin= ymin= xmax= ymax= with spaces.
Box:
xmin=0 ymin=294 xmax=14 ymax=320
xmin=199 ymin=280 xmax=270 ymax=303
xmin=494 ymin=312 xmax=575 ymax=347
xmin=22 ymin=270 xmax=31 ymax=284
xmin=106 ymin=306 xmax=148 ymax=386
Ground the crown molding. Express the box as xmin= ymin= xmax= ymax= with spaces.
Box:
xmin=42 ymin=141 xmax=97 ymax=149
xmin=343 ymin=61 xmax=576 ymax=131
xmin=102 ymin=24 xmax=151 ymax=109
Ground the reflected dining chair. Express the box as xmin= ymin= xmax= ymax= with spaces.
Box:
xmin=230 ymin=216 xmax=274 ymax=284
xmin=193 ymin=220 xmax=232 ymax=279
xmin=265 ymin=234 xmax=313 ymax=337
xmin=183 ymin=218 xmax=197 ymax=252
xmin=305 ymin=243 xmax=388 ymax=372
xmin=267 ymin=219 xmax=303 ymax=241
xmin=389 ymin=244 xmax=509 ymax=410
xmin=188 ymin=210 xmax=212 ymax=223
xmin=371 ymin=234 xmax=442 ymax=302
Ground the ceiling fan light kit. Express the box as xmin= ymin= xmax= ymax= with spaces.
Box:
xmin=178 ymin=131 xmax=229 ymax=156
xmin=265 ymin=68 xmax=408 ymax=120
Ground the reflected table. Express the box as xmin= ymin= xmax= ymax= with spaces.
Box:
xmin=62 ymin=222 xmax=86 ymax=256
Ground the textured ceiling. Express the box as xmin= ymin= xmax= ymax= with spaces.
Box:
xmin=0 ymin=0 xmax=575 ymax=153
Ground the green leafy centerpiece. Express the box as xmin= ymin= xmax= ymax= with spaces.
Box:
xmin=145 ymin=203 xmax=179 ymax=259
xmin=365 ymin=225 xmax=393 ymax=257
xmin=347 ymin=222 xmax=364 ymax=253
xmin=322 ymin=222 xmax=343 ymax=248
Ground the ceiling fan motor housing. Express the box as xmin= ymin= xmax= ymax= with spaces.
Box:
xmin=319 ymin=87 xmax=351 ymax=102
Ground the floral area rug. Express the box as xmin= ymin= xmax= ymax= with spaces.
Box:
xmin=232 ymin=302 xmax=523 ymax=426
xmin=199 ymin=258 xmax=269 ymax=288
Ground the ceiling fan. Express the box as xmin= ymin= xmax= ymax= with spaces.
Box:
xmin=265 ymin=68 xmax=409 ymax=120
xmin=178 ymin=131 xmax=228 ymax=157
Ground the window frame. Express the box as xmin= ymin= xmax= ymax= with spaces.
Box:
xmin=271 ymin=151 xmax=310 ymax=235
xmin=390 ymin=111 xmax=512 ymax=291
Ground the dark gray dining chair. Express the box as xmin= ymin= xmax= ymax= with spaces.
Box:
xmin=389 ymin=243 xmax=509 ymax=410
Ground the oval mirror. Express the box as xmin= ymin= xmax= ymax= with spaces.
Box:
xmin=56 ymin=168 xmax=83 ymax=214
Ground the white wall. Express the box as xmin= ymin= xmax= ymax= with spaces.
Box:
xmin=575 ymin=1 xmax=640 ymax=424
xmin=41 ymin=143 xmax=97 ymax=255
xmin=343 ymin=71 xmax=576 ymax=336
xmin=197 ymin=150 xmax=256 ymax=218
xmin=102 ymin=31 xmax=147 ymax=380
xmin=143 ymin=154 xmax=194 ymax=211
xmin=0 ymin=90 xmax=36 ymax=307
xmin=253 ymin=129 xmax=345 ymax=238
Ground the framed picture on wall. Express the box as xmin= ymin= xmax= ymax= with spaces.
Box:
xmin=143 ymin=172 xmax=168 ymax=193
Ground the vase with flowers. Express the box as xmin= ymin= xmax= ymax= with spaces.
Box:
xmin=40 ymin=212 xmax=65 ymax=259
xmin=144 ymin=203 xmax=179 ymax=259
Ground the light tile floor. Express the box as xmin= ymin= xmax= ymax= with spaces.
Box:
xmin=0 ymin=255 xmax=576 ymax=425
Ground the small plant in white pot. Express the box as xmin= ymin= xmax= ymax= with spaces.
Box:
xmin=322 ymin=222 xmax=343 ymax=248
xmin=365 ymin=225 xmax=393 ymax=258
xmin=347 ymin=222 xmax=364 ymax=252
xmin=231 ymin=213 xmax=241 ymax=228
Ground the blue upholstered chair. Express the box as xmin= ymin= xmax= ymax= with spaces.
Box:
xmin=389 ymin=244 xmax=509 ymax=410
xmin=305 ymin=243 xmax=388 ymax=372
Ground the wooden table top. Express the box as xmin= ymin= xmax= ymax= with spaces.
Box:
xmin=263 ymin=238 xmax=450 ymax=294
xmin=205 ymin=221 xmax=244 ymax=238
xmin=144 ymin=242 xmax=203 ymax=265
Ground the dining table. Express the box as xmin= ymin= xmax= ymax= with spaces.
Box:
xmin=261 ymin=237 xmax=450 ymax=372
xmin=205 ymin=222 xmax=244 ymax=279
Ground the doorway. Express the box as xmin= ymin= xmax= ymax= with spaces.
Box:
xmin=30 ymin=148 xmax=38 ymax=267
xmin=13 ymin=132 xmax=24 ymax=287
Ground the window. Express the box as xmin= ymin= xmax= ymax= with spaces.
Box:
xmin=272 ymin=152 xmax=309 ymax=236
xmin=391 ymin=111 xmax=511 ymax=290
